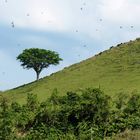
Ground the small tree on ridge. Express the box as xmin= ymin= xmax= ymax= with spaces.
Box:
xmin=17 ymin=48 xmax=62 ymax=81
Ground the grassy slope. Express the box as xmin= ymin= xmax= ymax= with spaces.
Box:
xmin=107 ymin=129 xmax=140 ymax=140
xmin=3 ymin=38 xmax=140 ymax=103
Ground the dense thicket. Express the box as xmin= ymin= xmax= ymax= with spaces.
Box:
xmin=0 ymin=88 xmax=140 ymax=140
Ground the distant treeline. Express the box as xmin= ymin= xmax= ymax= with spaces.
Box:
xmin=0 ymin=88 xmax=140 ymax=140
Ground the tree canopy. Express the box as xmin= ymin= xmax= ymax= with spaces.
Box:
xmin=17 ymin=48 xmax=62 ymax=80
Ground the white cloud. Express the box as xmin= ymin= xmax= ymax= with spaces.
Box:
xmin=0 ymin=0 xmax=105 ymax=33
xmin=98 ymin=0 xmax=140 ymax=25
xmin=1 ymin=0 xmax=140 ymax=37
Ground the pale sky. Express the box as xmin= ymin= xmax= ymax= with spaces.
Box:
xmin=0 ymin=0 xmax=140 ymax=90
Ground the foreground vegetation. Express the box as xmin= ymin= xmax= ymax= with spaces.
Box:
xmin=3 ymin=38 xmax=140 ymax=103
xmin=1 ymin=88 xmax=140 ymax=139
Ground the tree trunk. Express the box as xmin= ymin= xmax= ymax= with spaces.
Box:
xmin=36 ymin=71 xmax=40 ymax=81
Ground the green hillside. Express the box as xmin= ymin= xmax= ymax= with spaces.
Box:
xmin=3 ymin=38 xmax=140 ymax=103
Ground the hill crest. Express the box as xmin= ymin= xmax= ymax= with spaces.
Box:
xmin=3 ymin=38 xmax=140 ymax=103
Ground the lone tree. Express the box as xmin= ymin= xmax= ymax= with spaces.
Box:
xmin=17 ymin=48 xmax=62 ymax=81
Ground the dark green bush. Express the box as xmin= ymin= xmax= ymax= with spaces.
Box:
xmin=0 ymin=88 xmax=140 ymax=140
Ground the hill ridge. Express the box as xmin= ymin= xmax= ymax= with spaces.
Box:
xmin=3 ymin=37 xmax=140 ymax=103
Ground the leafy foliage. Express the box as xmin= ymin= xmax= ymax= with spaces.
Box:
xmin=17 ymin=48 xmax=62 ymax=80
xmin=0 ymin=88 xmax=140 ymax=139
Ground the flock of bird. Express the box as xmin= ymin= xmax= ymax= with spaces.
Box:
xmin=4 ymin=0 xmax=135 ymax=60
xmin=3 ymin=0 xmax=135 ymax=30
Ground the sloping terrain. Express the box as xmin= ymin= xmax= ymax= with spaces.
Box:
xmin=3 ymin=38 xmax=140 ymax=103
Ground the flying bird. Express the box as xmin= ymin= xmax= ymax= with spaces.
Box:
xmin=48 ymin=20 xmax=52 ymax=23
xmin=2 ymin=72 xmax=5 ymax=75
xmin=11 ymin=22 xmax=14 ymax=28
xmin=26 ymin=13 xmax=30 ymax=16
xmin=76 ymin=30 xmax=78 ymax=32
xmin=17 ymin=44 xmax=21 ymax=46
